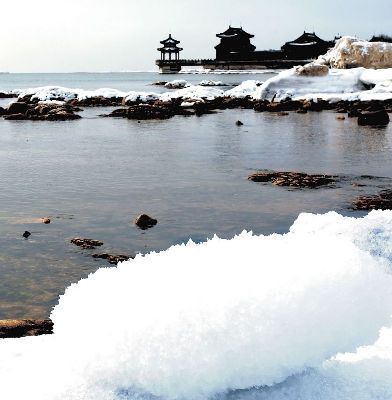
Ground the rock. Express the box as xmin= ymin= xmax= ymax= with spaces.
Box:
xmin=6 ymin=101 xmax=28 ymax=115
xmin=4 ymin=113 xmax=28 ymax=120
xmin=0 ymin=92 xmax=17 ymax=99
xmin=318 ymin=36 xmax=392 ymax=69
xmin=348 ymin=108 xmax=361 ymax=118
xmin=352 ymin=190 xmax=392 ymax=210
xmin=248 ymin=171 xmax=337 ymax=188
xmin=336 ymin=115 xmax=346 ymax=120
xmin=127 ymin=104 xmax=174 ymax=120
xmin=134 ymin=214 xmax=158 ymax=230
xmin=152 ymin=81 xmax=168 ymax=86
xmin=92 ymin=253 xmax=133 ymax=264
xmin=70 ymin=238 xmax=104 ymax=249
xmin=358 ymin=109 xmax=390 ymax=126
xmin=294 ymin=62 xmax=329 ymax=76
xmin=164 ymin=80 xmax=189 ymax=89
xmin=296 ymin=109 xmax=308 ymax=114
xmin=42 ymin=218 xmax=51 ymax=224
xmin=277 ymin=111 xmax=289 ymax=116
xmin=236 ymin=120 xmax=243 ymax=126
xmin=22 ymin=231 xmax=31 ymax=239
xmin=3 ymin=102 xmax=82 ymax=121
xmin=106 ymin=108 xmax=128 ymax=118
xmin=0 ymin=319 xmax=53 ymax=338
xmin=75 ymin=96 xmax=123 ymax=107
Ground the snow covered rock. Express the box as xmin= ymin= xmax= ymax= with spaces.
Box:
xmin=224 ymin=80 xmax=262 ymax=98
xmin=318 ymin=36 xmax=392 ymax=69
xmin=164 ymin=80 xmax=190 ymax=89
xmin=294 ymin=62 xmax=329 ymax=76
xmin=199 ymin=80 xmax=225 ymax=86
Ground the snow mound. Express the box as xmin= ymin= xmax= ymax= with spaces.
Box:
xmin=160 ymin=85 xmax=225 ymax=102
xmin=199 ymin=80 xmax=226 ymax=86
xmin=1 ymin=211 xmax=392 ymax=400
xmin=17 ymin=86 xmax=127 ymax=102
xmin=164 ymin=80 xmax=190 ymax=89
xmin=318 ymin=36 xmax=392 ymax=69
xmin=224 ymin=80 xmax=262 ymax=98
xmin=253 ymin=67 xmax=392 ymax=102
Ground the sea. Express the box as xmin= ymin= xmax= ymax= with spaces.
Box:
xmin=0 ymin=70 xmax=392 ymax=320
xmin=1 ymin=70 xmax=392 ymax=399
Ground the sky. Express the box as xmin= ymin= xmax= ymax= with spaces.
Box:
xmin=0 ymin=0 xmax=391 ymax=72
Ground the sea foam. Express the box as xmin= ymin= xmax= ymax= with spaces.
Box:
xmin=1 ymin=211 xmax=392 ymax=400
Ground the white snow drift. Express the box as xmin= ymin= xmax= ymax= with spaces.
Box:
xmin=1 ymin=211 xmax=392 ymax=400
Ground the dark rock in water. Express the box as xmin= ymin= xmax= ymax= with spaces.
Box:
xmin=0 ymin=92 xmax=17 ymax=99
xmin=0 ymin=107 xmax=5 ymax=116
xmin=277 ymin=111 xmax=289 ymax=116
xmin=42 ymin=218 xmax=51 ymax=224
xmin=336 ymin=115 xmax=346 ymax=120
xmin=75 ymin=96 xmax=123 ymax=107
xmin=358 ymin=109 xmax=390 ymax=126
xmin=236 ymin=120 xmax=243 ymax=126
xmin=70 ymin=238 xmax=104 ymax=249
xmin=352 ymin=190 xmax=392 ymax=210
xmin=7 ymin=101 xmax=29 ymax=115
xmin=348 ymin=108 xmax=361 ymax=118
xmin=22 ymin=231 xmax=31 ymax=239
xmin=248 ymin=171 xmax=337 ymax=188
xmin=152 ymin=81 xmax=168 ymax=86
xmin=0 ymin=319 xmax=53 ymax=338
xmin=127 ymin=104 xmax=174 ymax=120
xmin=3 ymin=102 xmax=82 ymax=121
xmin=106 ymin=108 xmax=128 ymax=118
xmin=4 ymin=113 xmax=28 ymax=120
xmin=92 ymin=253 xmax=133 ymax=264
xmin=296 ymin=109 xmax=308 ymax=114
xmin=134 ymin=214 xmax=158 ymax=230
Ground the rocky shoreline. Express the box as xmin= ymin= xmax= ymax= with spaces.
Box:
xmin=2 ymin=93 xmax=390 ymax=124
xmin=0 ymin=319 xmax=53 ymax=338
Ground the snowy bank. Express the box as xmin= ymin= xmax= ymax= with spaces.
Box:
xmin=253 ymin=67 xmax=392 ymax=102
xmin=1 ymin=211 xmax=392 ymax=399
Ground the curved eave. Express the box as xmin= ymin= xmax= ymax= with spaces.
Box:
xmin=158 ymin=47 xmax=183 ymax=52
xmin=160 ymin=38 xmax=180 ymax=45
xmin=216 ymin=33 xmax=254 ymax=39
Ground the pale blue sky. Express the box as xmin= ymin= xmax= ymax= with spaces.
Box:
xmin=0 ymin=0 xmax=390 ymax=72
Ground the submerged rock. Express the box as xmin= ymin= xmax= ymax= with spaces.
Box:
xmin=22 ymin=231 xmax=31 ymax=239
xmin=92 ymin=253 xmax=133 ymax=264
xmin=353 ymin=190 xmax=392 ymax=210
xmin=70 ymin=238 xmax=104 ymax=249
xmin=127 ymin=104 xmax=175 ymax=120
xmin=0 ymin=319 xmax=53 ymax=338
xmin=134 ymin=214 xmax=158 ymax=230
xmin=358 ymin=109 xmax=390 ymax=126
xmin=42 ymin=218 xmax=51 ymax=224
xmin=248 ymin=171 xmax=337 ymax=188
xmin=236 ymin=120 xmax=243 ymax=126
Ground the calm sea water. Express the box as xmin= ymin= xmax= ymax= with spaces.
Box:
xmin=0 ymin=72 xmax=391 ymax=319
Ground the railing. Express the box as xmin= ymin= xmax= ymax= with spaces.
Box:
xmin=156 ymin=59 xmax=215 ymax=65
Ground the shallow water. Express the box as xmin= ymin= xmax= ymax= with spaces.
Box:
xmin=0 ymin=73 xmax=392 ymax=318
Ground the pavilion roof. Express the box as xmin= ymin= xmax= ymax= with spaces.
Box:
xmin=283 ymin=31 xmax=328 ymax=46
xmin=216 ymin=26 xmax=254 ymax=39
xmin=160 ymin=34 xmax=181 ymax=45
